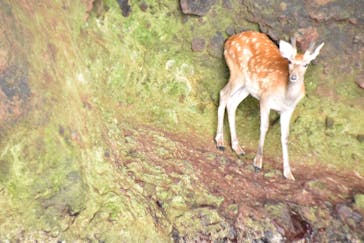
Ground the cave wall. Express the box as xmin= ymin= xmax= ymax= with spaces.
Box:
xmin=0 ymin=0 xmax=363 ymax=241
xmin=182 ymin=0 xmax=364 ymax=87
xmin=177 ymin=0 xmax=364 ymax=170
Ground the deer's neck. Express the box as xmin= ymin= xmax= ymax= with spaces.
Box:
xmin=285 ymin=80 xmax=305 ymax=105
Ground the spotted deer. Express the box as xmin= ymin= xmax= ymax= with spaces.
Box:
xmin=215 ymin=31 xmax=324 ymax=180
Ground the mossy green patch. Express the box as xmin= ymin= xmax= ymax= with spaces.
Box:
xmin=0 ymin=160 xmax=11 ymax=183
xmin=174 ymin=207 xmax=231 ymax=241
xmin=354 ymin=194 xmax=364 ymax=210
xmin=1 ymin=0 xmax=364 ymax=241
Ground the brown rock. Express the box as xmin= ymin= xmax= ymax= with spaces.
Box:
xmin=207 ymin=32 xmax=225 ymax=58
xmin=116 ymin=0 xmax=131 ymax=17
xmin=225 ymin=26 xmax=235 ymax=36
xmin=325 ymin=116 xmax=334 ymax=129
xmin=180 ymin=0 xmax=217 ymax=16
xmin=0 ymin=49 xmax=9 ymax=73
xmin=357 ymin=134 xmax=364 ymax=143
xmin=312 ymin=0 xmax=332 ymax=6
xmin=139 ymin=2 xmax=148 ymax=12
xmin=335 ymin=204 xmax=362 ymax=226
xmin=296 ymin=27 xmax=319 ymax=51
xmin=356 ymin=80 xmax=364 ymax=89
xmin=355 ymin=71 xmax=364 ymax=89
xmin=191 ymin=38 xmax=206 ymax=52
xmin=222 ymin=0 xmax=232 ymax=9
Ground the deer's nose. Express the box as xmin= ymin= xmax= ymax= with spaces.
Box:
xmin=290 ymin=74 xmax=297 ymax=82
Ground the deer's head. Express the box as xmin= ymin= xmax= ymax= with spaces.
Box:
xmin=279 ymin=38 xmax=324 ymax=83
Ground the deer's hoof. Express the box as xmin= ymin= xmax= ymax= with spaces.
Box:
xmin=253 ymin=155 xmax=263 ymax=169
xmin=216 ymin=145 xmax=225 ymax=151
xmin=232 ymin=144 xmax=245 ymax=156
xmin=254 ymin=166 xmax=261 ymax=173
xmin=284 ymin=171 xmax=295 ymax=181
xmin=235 ymin=151 xmax=245 ymax=158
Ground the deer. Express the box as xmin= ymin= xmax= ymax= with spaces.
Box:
xmin=215 ymin=31 xmax=324 ymax=180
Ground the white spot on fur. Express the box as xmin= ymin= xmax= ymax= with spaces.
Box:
xmin=242 ymin=49 xmax=250 ymax=56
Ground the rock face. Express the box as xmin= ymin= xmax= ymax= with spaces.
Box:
xmin=208 ymin=32 xmax=225 ymax=58
xmin=0 ymin=3 xmax=30 ymax=132
xmin=182 ymin=0 xmax=363 ymax=73
xmin=245 ymin=0 xmax=363 ymax=72
xmin=180 ymin=0 xmax=217 ymax=16
xmin=0 ymin=0 xmax=363 ymax=242
xmin=191 ymin=37 xmax=205 ymax=52
xmin=116 ymin=0 xmax=131 ymax=17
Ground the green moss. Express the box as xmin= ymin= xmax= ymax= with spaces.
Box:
xmin=307 ymin=180 xmax=327 ymax=191
xmin=264 ymin=203 xmax=288 ymax=218
xmin=227 ymin=204 xmax=239 ymax=215
xmin=289 ymin=96 xmax=364 ymax=173
xmin=174 ymin=208 xmax=230 ymax=241
xmin=1 ymin=0 xmax=363 ymax=240
xmin=0 ymin=160 xmax=11 ymax=183
xmin=304 ymin=64 xmax=324 ymax=92
xmin=354 ymin=194 xmax=364 ymax=210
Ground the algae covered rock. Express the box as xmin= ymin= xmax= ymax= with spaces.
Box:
xmin=0 ymin=0 xmax=363 ymax=241
xmin=116 ymin=0 xmax=131 ymax=17
xmin=354 ymin=194 xmax=364 ymax=210
xmin=180 ymin=0 xmax=217 ymax=16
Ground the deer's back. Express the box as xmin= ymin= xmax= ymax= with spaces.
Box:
xmin=224 ymin=31 xmax=290 ymax=97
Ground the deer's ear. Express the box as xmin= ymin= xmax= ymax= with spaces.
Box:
xmin=280 ymin=40 xmax=297 ymax=61
xmin=304 ymin=42 xmax=325 ymax=63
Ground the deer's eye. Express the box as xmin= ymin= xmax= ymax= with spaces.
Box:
xmin=303 ymin=64 xmax=308 ymax=68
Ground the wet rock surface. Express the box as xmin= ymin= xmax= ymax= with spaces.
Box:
xmin=0 ymin=2 xmax=30 ymax=131
xmin=0 ymin=65 xmax=30 ymax=101
xmin=264 ymin=203 xmax=313 ymax=241
xmin=208 ymin=32 xmax=225 ymax=58
xmin=129 ymin=127 xmax=364 ymax=242
xmin=116 ymin=0 xmax=131 ymax=17
xmin=0 ymin=0 xmax=363 ymax=241
xmin=180 ymin=0 xmax=217 ymax=16
xmin=183 ymin=0 xmax=364 ymax=88
xmin=191 ymin=37 xmax=206 ymax=52
xmin=355 ymin=71 xmax=364 ymax=89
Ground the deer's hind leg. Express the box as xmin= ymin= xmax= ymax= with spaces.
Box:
xmin=215 ymin=84 xmax=229 ymax=150
xmin=216 ymin=54 xmax=247 ymax=153
xmin=215 ymin=76 xmax=247 ymax=151
xmin=226 ymin=87 xmax=249 ymax=155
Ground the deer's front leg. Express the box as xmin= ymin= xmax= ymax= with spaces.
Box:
xmin=280 ymin=110 xmax=295 ymax=180
xmin=253 ymin=103 xmax=270 ymax=171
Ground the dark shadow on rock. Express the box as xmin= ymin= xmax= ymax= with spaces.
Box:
xmin=180 ymin=0 xmax=217 ymax=16
xmin=116 ymin=0 xmax=131 ymax=17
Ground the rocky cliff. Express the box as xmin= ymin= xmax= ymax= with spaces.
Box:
xmin=0 ymin=0 xmax=363 ymax=241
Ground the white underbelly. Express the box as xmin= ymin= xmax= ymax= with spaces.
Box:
xmin=268 ymin=96 xmax=303 ymax=112
xmin=269 ymin=99 xmax=290 ymax=111
xmin=247 ymin=87 xmax=261 ymax=100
